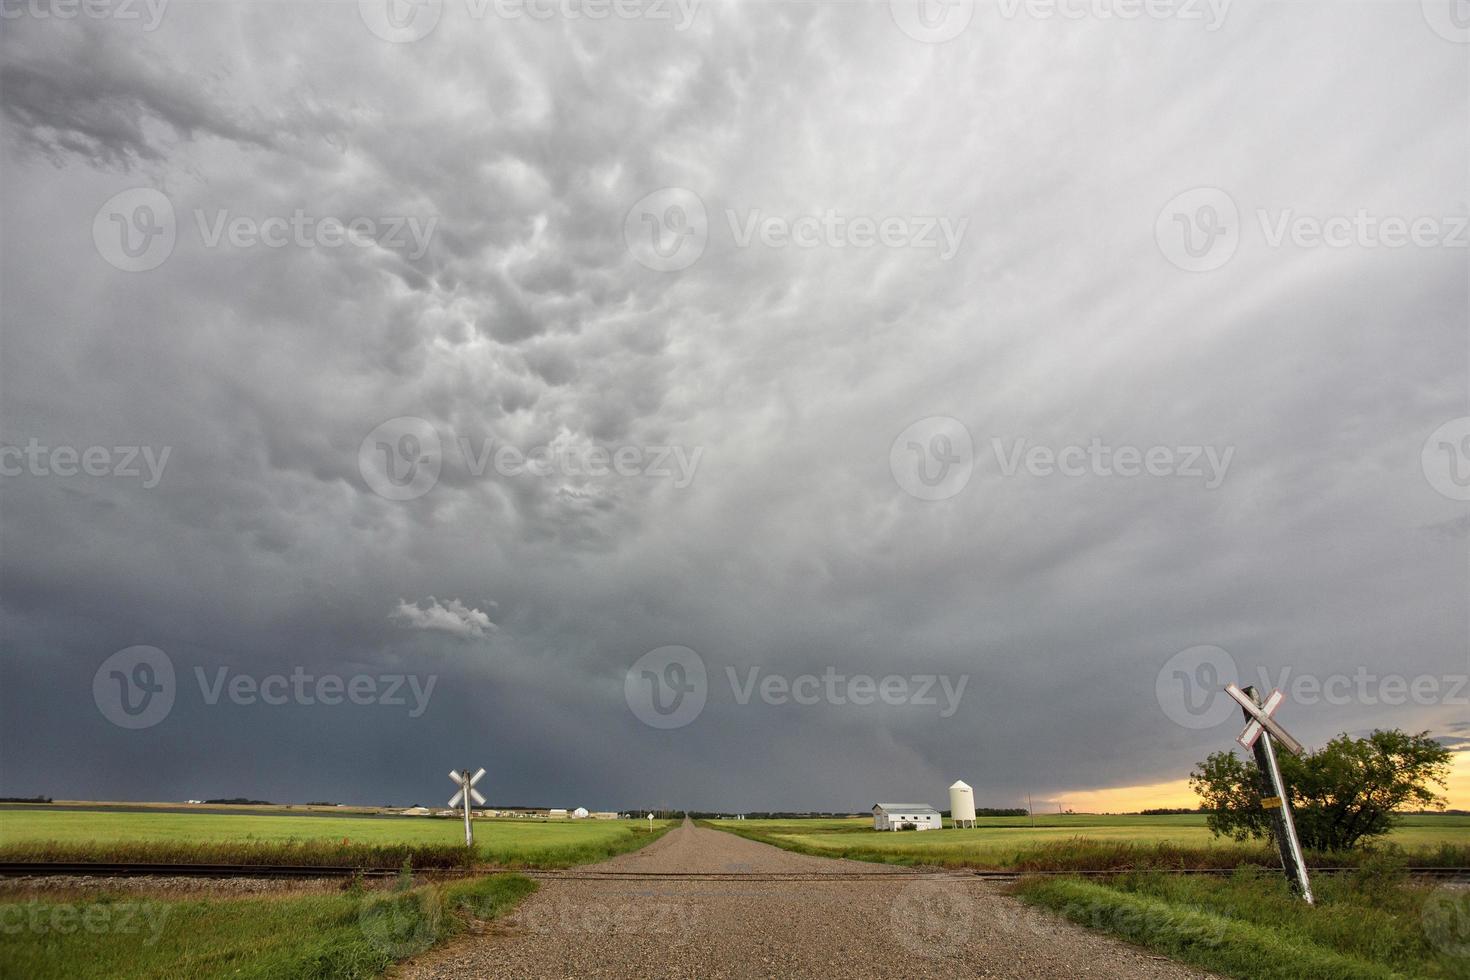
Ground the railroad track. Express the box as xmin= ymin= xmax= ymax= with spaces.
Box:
xmin=4 ymin=862 xmax=1470 ymax=881
xmin=0 ymin=862 xmax=411 ymax=879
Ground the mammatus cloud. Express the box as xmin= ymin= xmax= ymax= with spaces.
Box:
xmin=0 ymin=4 xmax=1464 ymax=811
xmin=391 ymin=598 xmax=497 ymax=640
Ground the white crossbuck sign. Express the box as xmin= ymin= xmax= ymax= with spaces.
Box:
xmin=1225 ymin=684 xmax=1304 ymax=756
xmin=449 ymin=767 xmax=486 ymax=808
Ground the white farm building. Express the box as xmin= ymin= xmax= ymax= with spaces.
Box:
xmin=872 ymin=803 xmax=942 ymax=831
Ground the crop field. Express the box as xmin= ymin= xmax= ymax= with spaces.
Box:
xmin=704 ymin=814 xmax=1470 ymax=869
xmin=0 ymin=807 xmax=674 ymax=869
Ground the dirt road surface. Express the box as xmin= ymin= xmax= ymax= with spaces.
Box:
xmin=396 ymin=819 xmax=1214 ymax=979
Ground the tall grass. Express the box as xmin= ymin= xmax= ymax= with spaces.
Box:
xmin=0 ymin=873 xmax=536 ymax=980
xmin=1014 ymin=862 xmax=1469 ymax=979
xmin=476 ymin=822 xmax=676 ymax=869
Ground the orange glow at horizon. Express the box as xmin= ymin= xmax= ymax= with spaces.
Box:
xmin=1055 ymin=750 xmax=1470 ymax=813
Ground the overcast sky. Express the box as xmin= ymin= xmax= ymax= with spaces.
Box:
xmin=1 ymin=1 xmax=1467 ymax=813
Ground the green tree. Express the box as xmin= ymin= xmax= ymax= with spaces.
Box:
xmin=1189 ymin=729 xmax=1451 ymax=851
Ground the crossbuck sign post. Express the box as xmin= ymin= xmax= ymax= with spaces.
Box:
xmin=448 ymin=767 xmax=486 ymax=848
xmin=1224 ymin=684 xmax=1313 ymax=904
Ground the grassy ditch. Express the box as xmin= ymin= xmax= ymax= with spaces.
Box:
xmin=1013 ymin=860 xmax=1470 ymax=980
xmin=0 ymin=872 xmax=536 ymax=980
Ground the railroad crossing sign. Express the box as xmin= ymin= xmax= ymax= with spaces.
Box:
xmin=1225 ymin=683 xmax=1305 ymax=756
xmin=1224 ymin=685 xmax=1313 ymax=904
xmin=448 ymin=767 xmax=486 ymax=847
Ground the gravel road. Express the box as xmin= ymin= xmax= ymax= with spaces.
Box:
xmin=395 ymin=819 xmax=1215 ymax=979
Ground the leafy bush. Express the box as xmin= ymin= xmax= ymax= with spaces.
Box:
xmin=1191 ymin=729 xmax=1451 ymax=851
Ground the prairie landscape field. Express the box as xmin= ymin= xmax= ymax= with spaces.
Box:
xmin=0 ymin=806 xmax=674 ymax=869
xmin=704 ymin=814 xmax=1470 ymax=869
xmin=0 ymin=807 xmax=671 ymax=979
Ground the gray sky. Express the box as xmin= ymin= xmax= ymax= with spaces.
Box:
xmin=1 ymin=1 xmax=1467 ymax=813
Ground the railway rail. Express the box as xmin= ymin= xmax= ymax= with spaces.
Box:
xmin=4 ymin=862 xmax=1470 ymax=881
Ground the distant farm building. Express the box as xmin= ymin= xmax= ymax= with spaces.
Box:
xmin=872 ymin=803 xmax=942 ymax=831
xmin=572 ymin=806 xmax=590 ymax=818
xmin=549 ymin=808 xmax=569 ymax=818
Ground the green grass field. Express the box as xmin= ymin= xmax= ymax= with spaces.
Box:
xmin=0 ymin=807 xmax=669 ymax=978
xmin=703 ymin=814 xmax=1470 ymax=869
xmin=0 ymin=872 xmax=536 ymax=980
xmin=1014 ymin=864 xmax=1470 ymax=979
xmin=0 ymin=807 xmax=674 ymax=869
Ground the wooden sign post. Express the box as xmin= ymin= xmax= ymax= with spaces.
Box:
xmin=1225 ymin=684 xmax=1313 ymax=904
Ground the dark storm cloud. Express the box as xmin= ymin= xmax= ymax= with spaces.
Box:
xmin=1 ymin=23 xmax=275 ymax=168
xmin=0 ymin=1 xmax=1466 ymax=812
